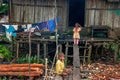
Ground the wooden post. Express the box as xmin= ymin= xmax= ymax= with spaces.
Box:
xmin=83 ymin=41 xmax=87 ymax=63
xmin=16 ymin=42 xmax=19 ymax=58
xmin=0 ymin=0 xmax=3 ymax=6
xmin=114 ymin=44 xmax=118 ymax=63
xmin=65 ymin=42 xmax=69 ymax=66
xmin=44 ymin=42 xmax=47 ymax=59
xmin=73 ymin=45 xmax=80 ymax=80
xmin=95 ymin=45 xmax=99 ymax=59
xmin=88 ymin=45 xmax=92 ymax=63
xmin=11 ymin=37 xmax=14 ymax=56
xmin=37 ymin=43 xmax=40 ymax=63
xmin=59 ymin=44 xmax=62 ymax=53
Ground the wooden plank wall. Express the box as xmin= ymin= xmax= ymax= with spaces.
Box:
xmin=85 ymin=0 xmax=120 ymax=28
xmin=0 ymin=0 xmax=2 ymax=6
xmin=9 ymin=0 xmax=68 ymax=32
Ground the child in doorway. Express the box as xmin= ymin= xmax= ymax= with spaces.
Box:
xmin=73 ymin=23 xmax=82 ymax=45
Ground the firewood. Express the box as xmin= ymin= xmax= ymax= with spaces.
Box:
xmin=0 ymin=71 xmax=43 ymax=77
xmin=0 ymin=67 xmax=42 ymax=72
xmin=0 ymin=64 xmax=44 ymax=68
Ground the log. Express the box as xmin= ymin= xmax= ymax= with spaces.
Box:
xmin=0 ymin=67 xmax=42 ymax=72
xmin=0 ymin=64 xmax=44 ymax=77
xmin=0 ymin=71 xmax=43 ymax=77
xmin=0 ymin=64 xmax=44 ymax=68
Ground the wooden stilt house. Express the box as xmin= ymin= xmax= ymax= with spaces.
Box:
xmin=9 ymin=0 xmax=69 ymax=32
xmin=85 ymin=0 xmax=120 ymax=39
xmin=85 ymin=0 xmax=120 ymax=28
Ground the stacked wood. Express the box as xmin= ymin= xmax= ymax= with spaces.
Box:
xmin=0 ymin=64 xmax=44 ymax=77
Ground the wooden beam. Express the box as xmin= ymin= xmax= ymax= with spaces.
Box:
xmin=86 ymin=8 xmax=120 ymax=10
xmin=73 ymin=45 xmax=80 ymax=80
xmin=12 ymin=3 xmax=62 ymax=8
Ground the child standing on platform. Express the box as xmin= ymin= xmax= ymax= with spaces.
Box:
xmin=73 ymin=23 xmax=82 ymax=45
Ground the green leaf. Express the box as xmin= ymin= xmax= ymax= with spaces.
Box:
xmin=0 ymin=4 xmax=8 ymax=13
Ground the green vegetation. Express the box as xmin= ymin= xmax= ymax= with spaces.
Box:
xmin=18 ymin=54 xmax=45 ymax=64
xmin=103 ymin=41 xmax=120 ymax=60
xmin=0 ymin=44 xmax=11 ymax=61
xmin=0 ymin=3 xmax=8 ymax=14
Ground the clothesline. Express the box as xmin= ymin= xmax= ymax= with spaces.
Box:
xmin=0 ymin=17 xmax=60 ymax=41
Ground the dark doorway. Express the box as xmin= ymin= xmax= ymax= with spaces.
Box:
xmin=69 ymin=0 xmax=85 ymax=27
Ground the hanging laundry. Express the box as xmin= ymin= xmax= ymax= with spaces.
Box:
xmin=47 ymin=19 xmax=56 ymax=32
xmin=3 ymin=24 xmax=9 ymax=38
xmin=3 ymin=24 xmax=10 ymax=41
xmin=32 ymin=16 xmax=60 ymax=32
xmin=13 ymin=25 xmax=18 ymax=30
xmin=26 ymin=24 xmax=32 ymax=32
xmin=47 ymin=16 xmax=60 ymax=32
xmin=6 ymin=25 xmax=16 ymax=37
xmin=15 ymin=25 xmax=24 ymax=33
xmin=0 ymin=24 xmax=5 ymax=33
xmin=3 ymin=24 xmax=16 ymax=41
xmin=0 ymin=24 xmax=6 ymax=36
xmin=32 ymin=23 xmax=38 ymax=28
xmin=33 ymin=22 xmax=48 ymax=30
xmin=5 ymin=25 xmax=17 ymax=41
